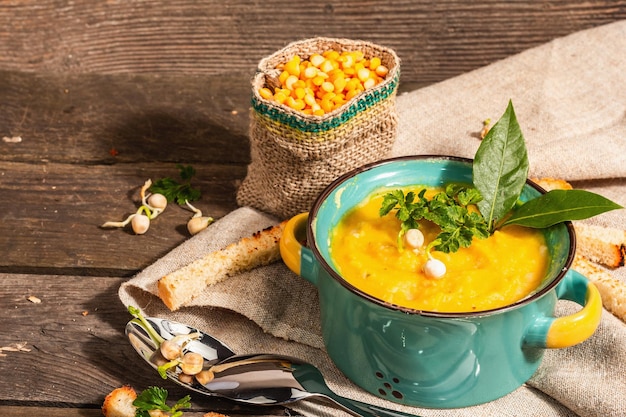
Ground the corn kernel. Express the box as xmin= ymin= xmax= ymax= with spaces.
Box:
xmin=309 ymin=53 xmax=325 ymax=68
xmin=369 ymin=57 xmax=382 ymax=71
xmin=363 ymin=77 xmax=376 ymax=89
xmin=259 ymin=48 xmax=389 ymax=115
xmin=293 ymin=87 xmax=306 ymax=100
xmin=274 ymin=91 xmax=288 ymax=104
xmin=333 ymin=77 xmax=347 ymax=94
xmin=285 ymin=96 xmax=305 ymax=110
xmin=375 ymin=64 xmax=389 ymax=77
xmin=341 ymin=54 xmax=355 ymax=69
xmin=321 ymin=81 xmax=335 ymax=93
xmin=357 ymin=68 xmax=371 ymax=82
xmin=285 ymin=74 xmax=299 ymax=90
xmin=279 ymin=70 xmax=290 ymax=85
xmin=320 ymin=97 xmax=334 ymax=113
xmin=303 ymin=66 xmax=318 ymax=79
xmin=332 ymin=93 xmax=346 ymax=104
xmin=259 ymin=87 xmax=273 ymax=100
xmin=284 ymin=55 xmax=301 ymax=76
xmin=304 ymin=93 xmax=317 ymax=107
xmin=323 ymin=50 xmax=340 ymax=61
xmin=320 ymin=59 xmax=334 ymax=74
xmin=346 ymin=88 xmax=360 ymax=100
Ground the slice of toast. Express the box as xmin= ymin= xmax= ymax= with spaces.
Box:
xmin=574 ymin=223 xmax=626 ymax=268
xmin=158 ymin=220 xmax=287 ymax=311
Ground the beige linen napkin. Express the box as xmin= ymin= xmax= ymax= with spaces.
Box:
xmin=120 ymin=20 xmax=626 ymax=417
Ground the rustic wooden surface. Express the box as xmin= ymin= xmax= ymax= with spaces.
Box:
xmin=1 ymin=1 xmax=625 ymax=415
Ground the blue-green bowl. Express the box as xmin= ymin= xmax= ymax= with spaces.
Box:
xmin=280 ymin=155 xmax=602 ymax=408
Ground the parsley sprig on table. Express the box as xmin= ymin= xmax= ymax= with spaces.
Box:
xmin=379 ymin=184 xmax=489 ymax=253
xmin=133 ymin=386 xmax=191 ymax=417
xmin=149 ymin=164 xmax=201 ymax=206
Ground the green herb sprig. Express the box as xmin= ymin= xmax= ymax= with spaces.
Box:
xmin=379 ymin=183 xmax=489 ymax=253
xmin=150 ymin=164 xmax=201 ymax=206
xmin=381 ymin=100 xmax=622 ymax=254
xmin=133 ymin=386 xmax=191 ymax=417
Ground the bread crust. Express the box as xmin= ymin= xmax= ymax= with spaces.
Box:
xmin=158 ymin=220 xmax=287 ymax=311
xmin=574 ymin=223 xmax=626 ymax=268
xmin=101 ymin=385 xmax=137 ymax=417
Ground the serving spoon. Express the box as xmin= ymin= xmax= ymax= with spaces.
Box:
xmin=125 ymin=316 xmax=421 ymax=417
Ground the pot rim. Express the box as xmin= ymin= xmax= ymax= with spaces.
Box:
xmin=307 ymin=155 xmax=577 ymax=318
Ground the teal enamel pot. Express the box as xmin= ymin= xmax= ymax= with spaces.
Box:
xmin=280 ymin=155 xmax=602 ymax=408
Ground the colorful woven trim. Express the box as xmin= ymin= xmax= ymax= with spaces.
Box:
xmin=251 ymin=70 xmax=400 ymax=134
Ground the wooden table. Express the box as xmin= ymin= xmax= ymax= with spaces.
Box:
xmin=1 ymin=2 xmax=625 ymax=416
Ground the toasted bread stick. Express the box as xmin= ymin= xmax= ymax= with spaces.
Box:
xmin=158 ymin=221 xmax=286 ymax=311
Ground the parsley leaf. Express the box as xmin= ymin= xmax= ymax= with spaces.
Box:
xmin=380 ymin=189 xmax=428 ymax=248
xmin=150 ymin=164 xmax=201 ymax=205
xmin=380 ymin=185 xmax=489 ymax=254
xmin=133 ymin=386 xmax=191 ymax=417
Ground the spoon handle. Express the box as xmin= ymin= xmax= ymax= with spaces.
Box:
xmin=322 ymin=393 xmax=422 ymax=417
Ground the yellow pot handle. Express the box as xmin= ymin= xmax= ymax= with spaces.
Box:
xmin=524 ymin=270 xmax=602 ymax=349
xmin=545 ymin=270 xmax=602 ymax=348
xmin=279 ymin=212 xmax=309 ymax=276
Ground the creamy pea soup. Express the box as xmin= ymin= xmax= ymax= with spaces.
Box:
xmin=329 ymin=186 xmax=549 ymax=312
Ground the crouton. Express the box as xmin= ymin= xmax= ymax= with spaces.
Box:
xmin=102 ymin=386 xmax=137 ymax=417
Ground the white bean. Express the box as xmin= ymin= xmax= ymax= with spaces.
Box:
xmin=131 ymin=214 xmax=150 ymax=234
xmin=424 ymin=258 xmax=446 ymax=278
xmin=404 ymin=228 xmax=424 ymax=249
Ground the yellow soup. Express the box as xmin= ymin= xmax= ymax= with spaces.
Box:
xmin=329 ymin=187 xmax=550 ymax=312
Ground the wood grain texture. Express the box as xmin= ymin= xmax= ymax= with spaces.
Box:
xmin=0 ymin=160 xmax=245 ymax=275
xmin=1 ymin=1 xmax=625 ymax=89
xmin=0 ymin=274 xmax=287 ymax=415
xmin=0 ymin=70 xmax=251 ymax=164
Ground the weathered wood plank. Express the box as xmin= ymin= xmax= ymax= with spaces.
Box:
xmin=0 ymin=161 xmax=246 ymax=276
xmin=0 ymin=273 xmax=288 ymax=415
xmin=1 ymin=1 xmax=625 ymax=90
xmin=0 ymin=70 xmax=252 ymax=164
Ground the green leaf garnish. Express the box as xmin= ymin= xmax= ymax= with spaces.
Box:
xmin=380 ymin=100 xmax=622 ymax=256
xmin=380 ymin=184 xmax=489 ymax=253
xmin=473 ymin=100 xmax=529 ymax=232
xmin=133 ymin=386 xmax=191 ymax=417
xmin=150 ymin=164 xmax=201 ymax=205
xmin=502 ymin=189 xmax=623 ymax=228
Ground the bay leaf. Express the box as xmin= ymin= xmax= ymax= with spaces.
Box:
xmin=502 ymin=189 xmax=623 ymax=228
xmin=473 ymin=100 xmax=529 ymax=231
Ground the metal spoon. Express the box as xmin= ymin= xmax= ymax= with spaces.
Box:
xmin=126 ymin=316 xmax=421 ymax=417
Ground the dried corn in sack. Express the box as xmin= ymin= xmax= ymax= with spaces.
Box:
xmin=237 ymin=37 xmax=400 ymax=219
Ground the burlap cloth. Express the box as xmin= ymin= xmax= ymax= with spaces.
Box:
xmin=120 ymin=20 xmax=626 ymax=417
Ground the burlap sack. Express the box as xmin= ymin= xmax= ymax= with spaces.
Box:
xmin=237 ymin=37 xmax=400 ymax=219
